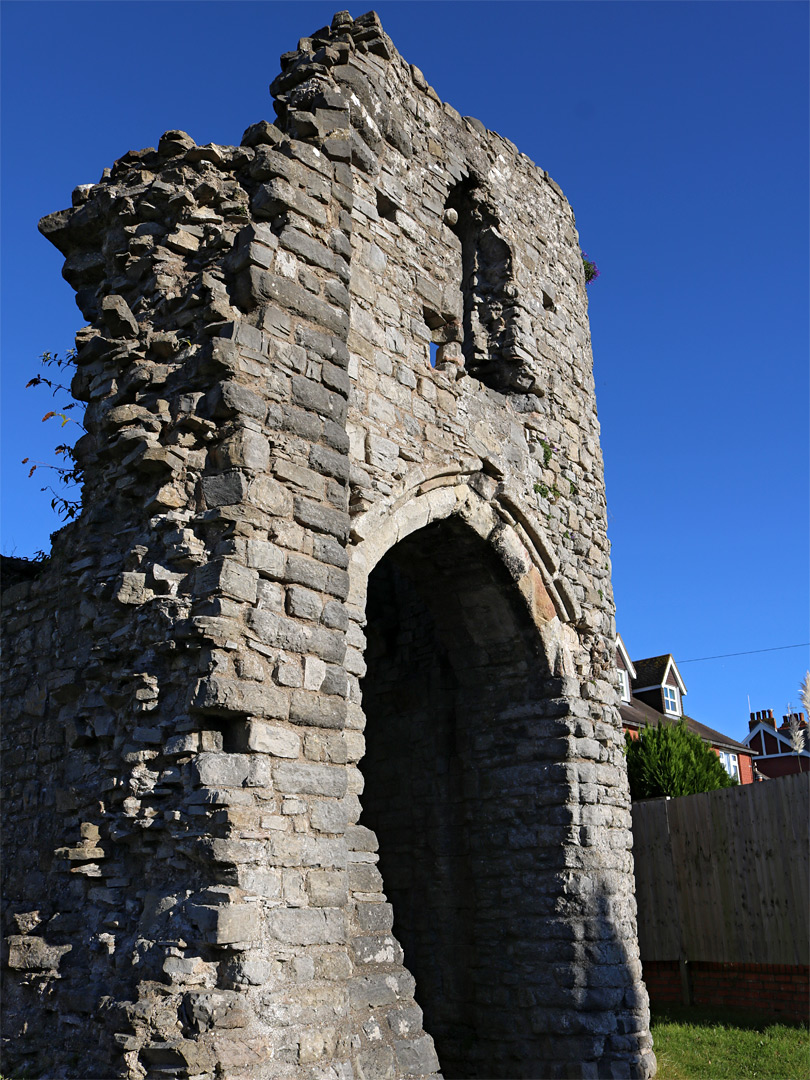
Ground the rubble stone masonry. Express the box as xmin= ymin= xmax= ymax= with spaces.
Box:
xmin=1 ymin=11 xmax=654 ymax=1079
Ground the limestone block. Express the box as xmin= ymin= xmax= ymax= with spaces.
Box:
xmin=184 ymin=989 xmax=249 ymax=1031
xmin=349 ymin=862 xmax=383 ymax=894
xmin=192 ymin=676 xmax=289 ymax=721
xmin=101 ymin=294 xmax=139 ymax=338
xmin=286 ymin=553 xmax=329 ymax=590
xmin=6 ymin=936 xmax=71 ymax=971
xmin=289 ymin=689 xmax=346 ymax=729
xmin=350 ymin=971 xmax=415 ymax=1009
xmin=237 ymin=866 xmax=282 ymax=899
xmin=244 ymin=720 xmax=300 ymax=758
xmin=286 ymin=585 xmax=323 ymax=621
xmin=293 ymin=496 xmax=350 ymax=540
xmin=306 ymin=870 xmax=349 ymax=907
xmin=310 ymin=799 xmax=348 ymax=834
xmin=273 ymin=761 xmax=348 ymax=797
xmin=303 ymin=731 xmax=347 ymax=764
xmin=201 ymin=471 xmax=250 ymax=508
xmin=214 ymin=429 xmax=270 ymax=473
xmin=114 ymin=571 xmax=154 ymax=605
xmin=356 ymin=1046 xmax=396 ymax=1080
xmin=386 ymin=1005 xmax=423 ymax=1039
xmin=299 ymin=1025 xmax=339 ymax=1064
xmin=394 ymin=1036 xmax=440 ymax=1076
xmin=303 ymin=656 xmax=327 ymax=691
xmin=354 ymin=903 xmax=395 ymax=934
xmin=352 ymin=934 xmax=403 ymax=965
xmin=346 ymin=824 xmax=377 ymax=852
xmin=192 ymin=752 xmax=271 ymax=789
xmin=265 ymin=907 xmax=345 ymax=945
xmin=194 ymin=558 xmax=258 ymax=603
xmin=366 ymin=432 xmax=399 ymax=472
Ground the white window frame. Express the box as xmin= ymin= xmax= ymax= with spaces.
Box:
xmin=618 ymin=669 xmax=631 ymax=702
xmin=662 ymin=685 xmax=681 ymax=716
xmin=719 ymin=751 xmax=740 ymax=781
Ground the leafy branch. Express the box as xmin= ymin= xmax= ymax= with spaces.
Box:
xmin=22 ymin=350 xmax=85 ymax=521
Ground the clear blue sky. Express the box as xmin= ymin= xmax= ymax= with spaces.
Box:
xmin=2 ymin=1 xmax=808 ymax=744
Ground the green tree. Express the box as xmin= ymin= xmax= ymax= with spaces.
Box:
xmin=625 ymin=719 xmax=736 ymax=800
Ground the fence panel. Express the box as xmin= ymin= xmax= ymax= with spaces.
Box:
xmin=631 ymin=773 xmax=810 ymax=966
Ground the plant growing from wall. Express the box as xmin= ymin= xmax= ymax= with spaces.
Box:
xmin=533 ymin=481 xmax=562 ymax=503
xmin=625 ymin=719 xmax=736 ymax=800
xmin=582 ymin=252 xmax=600 ymax=284
xmin=22 ymin=350 xmax=85 ymax=520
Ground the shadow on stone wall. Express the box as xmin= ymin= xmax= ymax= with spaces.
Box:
xmin=359 ymin=517 xmax=654 ymax=1079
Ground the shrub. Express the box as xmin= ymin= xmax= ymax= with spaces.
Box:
xmin=625 ymin=718 xmax=736 ymax=799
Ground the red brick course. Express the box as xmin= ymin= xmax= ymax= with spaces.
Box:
xmin=643 ymin=961 xmax=809 ymax=1021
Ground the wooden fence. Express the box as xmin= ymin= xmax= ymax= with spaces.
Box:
xmin=631 ymin=772 xmax=810 ymax=967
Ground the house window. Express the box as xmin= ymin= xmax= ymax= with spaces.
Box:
xmin=719 ymin=751 xmax=740 ymax=781
xmin=618 ymin=669 xmax=631 ymax=702
xmin=662 ymin=685 xmax=681 ymax=716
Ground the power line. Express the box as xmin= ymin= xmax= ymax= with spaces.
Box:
xmin=677 ymin=643 xmax=810 ymax=664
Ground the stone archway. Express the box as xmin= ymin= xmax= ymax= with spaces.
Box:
xmin=356 ymin=512 xmax=555 ymax=1078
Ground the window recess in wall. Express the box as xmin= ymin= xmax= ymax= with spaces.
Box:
xmin=444 ymin=176 xmax=535 ymax=395
xmin=422 ymin=304 xmax=462 ymax=372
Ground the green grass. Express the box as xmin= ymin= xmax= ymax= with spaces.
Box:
xmin=651 ymin=1005 xmax=810 ymax=1080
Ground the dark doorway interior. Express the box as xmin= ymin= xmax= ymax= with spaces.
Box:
xmin=360 ymin=517 xmax=551 ymax=1078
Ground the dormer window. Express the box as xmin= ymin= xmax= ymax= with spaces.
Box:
xmin=663 ymin=685 xmax=681 ymax=716
xmin=618 ymin=669 xmax=631 ymax=702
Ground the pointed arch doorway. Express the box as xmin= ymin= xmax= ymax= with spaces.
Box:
xmin=358 ymin=513 xmax=555 ymax=1078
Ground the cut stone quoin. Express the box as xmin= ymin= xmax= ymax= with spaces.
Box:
xmin=1 ymin=9 xmax=654 ymax=1080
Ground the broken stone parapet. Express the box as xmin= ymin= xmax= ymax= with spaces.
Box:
xmin=1 ymin=9 xmax=653 ymax=1080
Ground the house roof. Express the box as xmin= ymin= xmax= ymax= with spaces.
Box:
xmin=743 ymin=720 xmax=810 ymax=757
xmin=631 ymin=653 xmax=687 ymax=694
xmin=620 ymin=695 xmax=750 ymax=754
xmin=631 ymin=655 xmax=670 ymax=687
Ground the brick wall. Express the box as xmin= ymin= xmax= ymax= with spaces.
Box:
xmin=643 ymin=960 xmax=809 ymax=1021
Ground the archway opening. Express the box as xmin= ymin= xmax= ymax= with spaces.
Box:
xmin=359 ymin=515 xmax=553 ymax=1078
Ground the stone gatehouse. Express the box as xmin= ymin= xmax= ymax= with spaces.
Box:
xmin=1 ymin=11 xmax=654 ymax=1079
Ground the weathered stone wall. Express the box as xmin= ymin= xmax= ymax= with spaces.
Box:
xmin=1 ymin=10 xmax=654 ymax=1079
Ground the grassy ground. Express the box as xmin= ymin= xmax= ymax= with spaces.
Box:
xmin=651 ymin=1005 xmax=810 ymax=1080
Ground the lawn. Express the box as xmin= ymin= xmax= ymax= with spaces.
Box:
xmin=651 ymin=1005 xmax=810 ymax=1080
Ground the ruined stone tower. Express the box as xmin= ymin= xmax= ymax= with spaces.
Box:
xmin=1 ymin=11 xmax=654 ymax=1079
